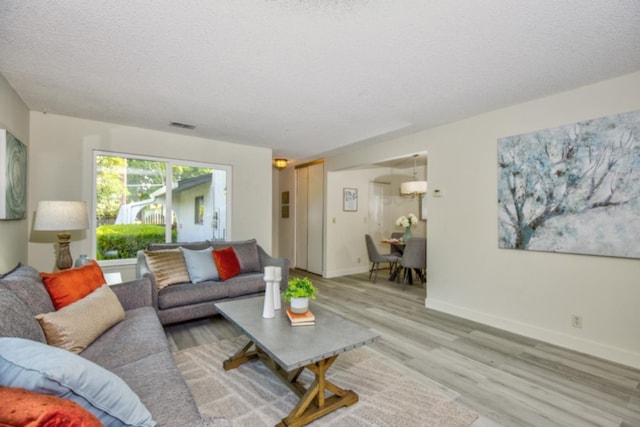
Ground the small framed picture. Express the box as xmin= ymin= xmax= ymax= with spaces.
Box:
xmin=281 ymin=205 xmax=289 ymax=219
xmin=343 ymin=188 xmax=358 ymax=212
xmin=281 ymin=191 xmax=289 ymax=205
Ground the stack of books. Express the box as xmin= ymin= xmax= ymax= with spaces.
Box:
xmin=286 ymin=307 xmax=316 ymax=326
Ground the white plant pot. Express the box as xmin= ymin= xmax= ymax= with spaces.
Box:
xmin=290 ymin=297 xmax=309 ymax=314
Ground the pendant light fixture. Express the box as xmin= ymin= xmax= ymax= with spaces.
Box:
xmin=400 ymin=154 xmax=427 ymax=198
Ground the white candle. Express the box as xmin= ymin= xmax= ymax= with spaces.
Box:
xmin=262 ymin=281 xmax=275 ymax=319
xmin=274 ymin=266 xmax=282 ymax=281
xmin=264 ymin=266 xmax=276 ymax=281
xmin=273 ymin=281 xmax=281 ymax=310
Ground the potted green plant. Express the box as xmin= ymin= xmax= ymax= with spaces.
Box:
xmin=283 ymin=277 xmax=317 ymax=313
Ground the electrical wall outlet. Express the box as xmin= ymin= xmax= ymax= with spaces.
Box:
xmin=571 ymin=314 xmax=583 ymax=328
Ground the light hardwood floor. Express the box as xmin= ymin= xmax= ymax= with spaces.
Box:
xmin=165 ymin=269 xmax=640 ymax=427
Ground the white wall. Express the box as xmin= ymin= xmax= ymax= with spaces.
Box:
xmin=28 ymin=113 xmax=273 ymax=279
xmin=0 ymin=74 xmax=29 ymax=272
xmin=316 ymin=72 xmax=640 ymax=368
xmin=325 ymin=168 xmax=380 ymax=276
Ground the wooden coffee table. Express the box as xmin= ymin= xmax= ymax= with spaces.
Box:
xmin=215 ymin=297 xmax=380 ymax=427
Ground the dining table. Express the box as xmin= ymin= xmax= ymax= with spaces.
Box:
xmin=380 ymin=238 xmax=404 ymax=247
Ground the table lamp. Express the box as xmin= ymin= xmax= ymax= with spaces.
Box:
xmin=33 ymin=201 xmax=90 ymax=270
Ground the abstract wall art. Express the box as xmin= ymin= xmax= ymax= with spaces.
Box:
xmin=498 ymin=110 xmax=640 ymax=258
xmin=0 ymin=130 xmax=27 ymax=220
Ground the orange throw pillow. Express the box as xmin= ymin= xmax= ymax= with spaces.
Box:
xmin=40 ymin=261 xmax=106 ymax=310
xmin=212 ymin=247 xmax=241 ymax=281
xmin=0 ymin=385 xmax=103 ymax=427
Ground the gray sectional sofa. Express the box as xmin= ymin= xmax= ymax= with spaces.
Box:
xmin=137 ymin=239 xmax=290 ymax=325
xmin=0 ymin=264 xmax=228 ymax=427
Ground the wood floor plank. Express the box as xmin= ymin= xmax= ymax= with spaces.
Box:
xmin=164 ymin=270 xmax=640 ymax=426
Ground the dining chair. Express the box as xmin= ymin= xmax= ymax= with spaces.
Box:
xmin=365 ymin=234 xmax=399 ymax=283
xmin=398 ymin=237 xmax=426 ymax=289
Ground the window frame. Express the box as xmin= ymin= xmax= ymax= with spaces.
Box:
xmin=92 ymin=150 xmax=232 ymax=266
xmin=194 ymin=195 xmax=205 ymax=225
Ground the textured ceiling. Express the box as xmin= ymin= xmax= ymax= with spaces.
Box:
xmin=1 ymin=1 xmax=639 ymax=162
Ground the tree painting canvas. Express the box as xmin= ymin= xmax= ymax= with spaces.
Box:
xmin=498 ymin=110 xmax=640 ymax=258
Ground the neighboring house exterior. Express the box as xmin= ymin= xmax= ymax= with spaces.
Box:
xmin=115 ymin=171 xmax=228 ymax=242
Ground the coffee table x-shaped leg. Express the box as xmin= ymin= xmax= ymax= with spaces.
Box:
xmin=223 ymin=340 xmax=359 ymax=427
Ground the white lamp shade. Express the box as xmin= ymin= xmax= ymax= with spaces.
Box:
xmin=400 ymin=181 xmax=427 ymax=195
xmin=33 ymin=201 xmax=90 ymax=231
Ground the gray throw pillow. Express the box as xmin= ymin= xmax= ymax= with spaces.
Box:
xmin=212 ymin=240 xmax=261 ymax=273
xmin=0 ymin=285 xmax=47 ymax=342
xmin=0 ymin=264 xmax=55 ymax=315
xmin=232 ymin=241 xmax=261 ymax=273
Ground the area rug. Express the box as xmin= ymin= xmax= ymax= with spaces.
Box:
xmin=173 ymin=336 xmax=478 ymax=426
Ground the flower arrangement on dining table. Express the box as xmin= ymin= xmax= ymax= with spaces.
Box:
xmin=396 ymin=213 xmax=419 ymax=228
xmin=396 ymin=213 xmax=419 ymax=242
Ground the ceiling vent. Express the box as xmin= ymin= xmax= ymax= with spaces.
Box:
xmin=169 ymin=121 xmax=196 ymax=130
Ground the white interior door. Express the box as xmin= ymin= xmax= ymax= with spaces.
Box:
xmin=368 ymin=182 xmax=386 ymax=241
xmin=306 ymin=162 xmax=324 ymax=275
xmin=295 ymin=167 xmax=308 ymax=270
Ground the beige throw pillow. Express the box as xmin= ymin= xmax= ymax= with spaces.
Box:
xmin=35 ymin=285 xmax=125 ymax=354
xmin=143 ymin=249 xmax=190 ymax=289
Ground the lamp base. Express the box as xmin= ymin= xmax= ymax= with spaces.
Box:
xmin=56 ymin=232 xmax=73 ymax=270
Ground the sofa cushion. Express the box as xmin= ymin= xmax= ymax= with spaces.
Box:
xmin=212 ymin=239 xmax=261 ymax=273
xmin=40 ymin=260 xmax=106 ymax=310
xmin=0 ymin=337 xmax=155 ymax=427
xmin=181 ymin=246 xmax=219 ymax=283
xmin=0 ymin=264 xmax=55 ymax=315
xmin=224 ymin=273 xmax=266 ymax=298
xmin=0 ymin=284 xmax=46 ymax=342
xmin=0 ymin=385 xmax=102 ymax=427
xmin=157 ymin=281 xmax=229 ymax=310
xmin=144 ymin=249 xmax=190 ymax=289
xmin=110 ymin=351 xmax=201 ymax=427
xmin=212 ymin=247 xmax=241 ymax=280
xmin=80 ymin=307 xmax=168 ymax=370
xmin=35 ymin=285 xmax=125 ymax=354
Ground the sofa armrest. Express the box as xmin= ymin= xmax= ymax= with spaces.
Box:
xmin=141 ymin=272 xmax=160 ymax=310
xmin=136 ymin=249 xmax=161 ymax=310
xmin=110 ymin=278 xmax=153 ymax=311
xmin=257 ymin=246 xmax=290 ymax=291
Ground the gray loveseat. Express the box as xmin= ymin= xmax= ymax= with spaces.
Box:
xmin=0 ymin=264 xmax=228 ymax=427
xmin=137 ymin=239 xmax=290 ymax=325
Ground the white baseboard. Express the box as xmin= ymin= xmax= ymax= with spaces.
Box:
xmin=324 ymin=266 xmax=369 ymax=278
xmin=425 ymin=297 xmax=640 ymax=370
